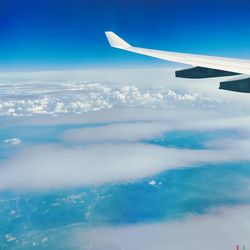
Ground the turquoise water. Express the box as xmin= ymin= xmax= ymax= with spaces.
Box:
xmin=0 ymin=123 xmax=250 ymax=248
xmin=145 ymin=129 xmax=242 ymax=149
xmin=0 ymin=123 xmax=107 ymax=159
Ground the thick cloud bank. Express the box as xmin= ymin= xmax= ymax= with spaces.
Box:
xmin=0 ymin=143 xmax=210 ymax=189
xmin=1 ymin=107 xmax=250 ymax=190
xmin=1 ymin=130 xmax=250 ymax=190
xmin=1 ymin=68 xmax=250 ymax=190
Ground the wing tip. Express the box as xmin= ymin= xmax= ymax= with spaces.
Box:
xmin=105 ymin=31 xmax=131 ymax=49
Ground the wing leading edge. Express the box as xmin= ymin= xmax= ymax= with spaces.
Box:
xmin=105 ymin=31 xmax=250 ymax=93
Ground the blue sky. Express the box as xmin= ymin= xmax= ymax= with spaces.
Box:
xmin=1 ymin=0 xmax=250 ymax=70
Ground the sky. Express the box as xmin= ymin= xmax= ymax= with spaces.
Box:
xmin=1 ymin=0 xmax=250 ymax=70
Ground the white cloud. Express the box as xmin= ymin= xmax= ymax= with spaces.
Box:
xmin=1 ymin=67 xmax=250 ymax=248
xmin=1 ymin=67 xmax=245 ymax=116
xmin=4 ymin=138 xmax=21 ymax=145
xmin=0 ymin=108 xmax=217 ymax=128
xmin=148 ymin=180 xmax=156 ymax=186
xmin=5 ymin=234 xmax=16 ymax=242
xmin=63 ymin=122 xmax=169 ymax=144
xmin=60 ymin=113 xmax=250 ymax=145
xmin=0 ymin=82 xmax=217 ymax=116
xmin=1 ymin=136 xmax=250 ymax=190
xmin=1 ymin=67 xmax=250 ymax=190
xmin=11 ymin=205 xmax=250 ymax=249
xmin=1 ymin=67 xmax=250 ymax=100
xmin=1 ymin=105 xmax=250 ymax=191
xmin=72 ymin=205 xmax=250 ymax=250
xmin=0 ymin=143 xmax=200 ymax=190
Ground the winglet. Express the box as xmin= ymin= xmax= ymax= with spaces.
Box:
xmin=105 ymin=31 xmax=131 ymax=49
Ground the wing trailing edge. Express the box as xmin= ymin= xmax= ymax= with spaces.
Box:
xmin=175 ymin=67 xmax=239 ymax=79
xmin=105 ymin=31 xmax=250 ymax=93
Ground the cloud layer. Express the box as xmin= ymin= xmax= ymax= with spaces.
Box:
xmin=0 ymin=82 xmax=217 ymax=116
xmin=1 ymin=127 xmax=250 ymax=190
xmin=1 ymin=68 xmax=250 ymax=250
xmin=76 ymin=205 xmax=250 ymax=250
xmin=6 ymin=205 xmax=250 ymax=249
xmin=1 ymin=67 xmax=250 ymax=117
xmin=1 ymin=105 xmax=250 ymax=190
xmin=1 ymin=68 xmax=250 ymax=190
xmin=63 ymin=122 xmax=169 ymax=143
xmin=0 ymin=143 xmax=207 ymax=189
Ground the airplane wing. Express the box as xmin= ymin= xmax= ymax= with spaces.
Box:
xmin=105 ymin=31 xmax=250 ymax=93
